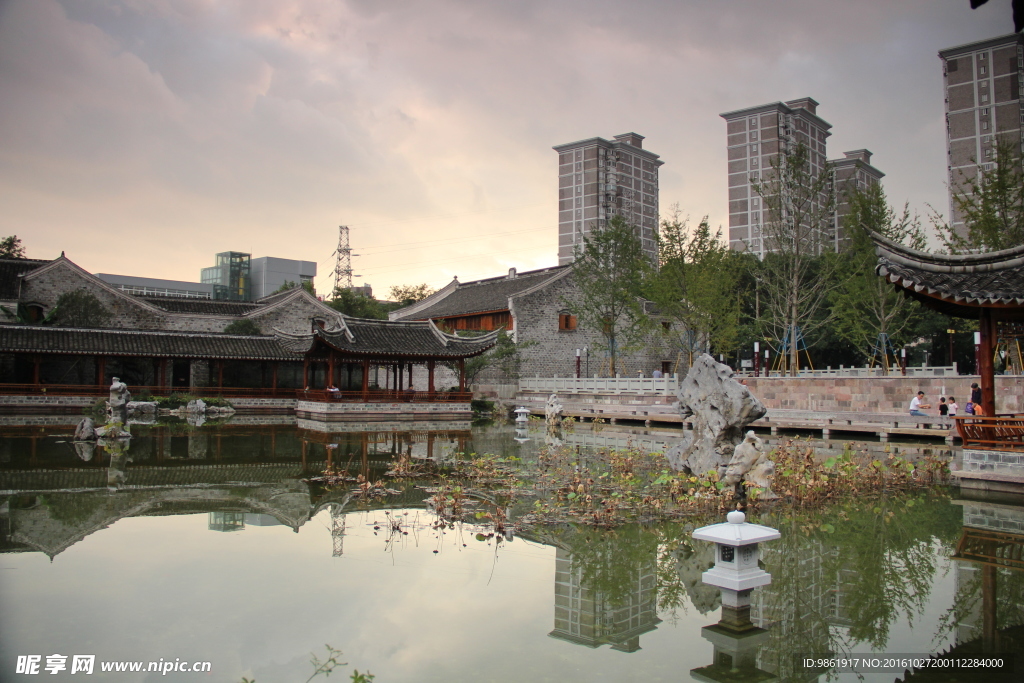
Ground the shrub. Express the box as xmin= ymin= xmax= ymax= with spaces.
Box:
xmin=223 ymin=319 xmax=261 ymax=335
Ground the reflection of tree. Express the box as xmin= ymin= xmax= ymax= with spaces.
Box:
xmin=750 ymin=494 xmax=961 ymax=678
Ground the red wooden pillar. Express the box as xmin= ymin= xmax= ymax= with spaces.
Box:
xmin=428 ymin=360 xmax=435 ymax=395
xmin=32 ymin=356 xmax=41 ymax=385
xmin=408 ymin=363 xmax=413 ymax=390
xmin=217 ymin=361 xmax=224 ymax=389
xmin=303 ymin=358 xmax=309 ymax=390
xmin=982 ymin=562 xmax=997 ymax=652
xmin=361 ymin=359 xmax=369 ymax=399
xmin=458 ymin=358 xmax=465 ymax=392
xmin=97 ymin=356 xmax=106 ymax=387
xmin=328 ymin=352 xmax=335 ymax=389
xmin=979 ymin=308 xmax=996 ymax=416
xmin=271 ymin=362 xmax=278 ymax=395
xmin=397 ymin=362 xmax=403 ymax=391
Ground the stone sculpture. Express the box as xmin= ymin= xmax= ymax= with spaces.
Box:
xmin=721 ymin=430 xmax=778 ymax=499
xmin=106 ymin=377 xmax=131 ymax=425
xmin=665 ymin=354 xmax=766 ymax=478
xmin=544 ymin=393 xmax=563 ymax=427
xmin=74 ymin=417 xmax=96 ymax=442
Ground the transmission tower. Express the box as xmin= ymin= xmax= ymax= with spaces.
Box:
xmin=332 ymin=225 xmax=352 ymax=294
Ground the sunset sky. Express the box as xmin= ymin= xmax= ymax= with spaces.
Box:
xmin=0 ymin=0 xmax=1014 ymax=296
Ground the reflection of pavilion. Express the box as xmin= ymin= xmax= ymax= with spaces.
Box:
xmin=548 ymin=546 xmax=661 ymax=652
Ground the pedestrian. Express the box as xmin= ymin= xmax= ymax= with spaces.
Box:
xmin=909 ymin=391 xmax=931 ymax=416
xmin=938 ymin=396 xmax=948 ymax=416
xmin=947 ymin=396 xmax=958 ymax=416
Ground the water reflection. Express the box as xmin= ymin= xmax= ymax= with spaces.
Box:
xmin=0 ymin=420 xmax=1017 ymax=681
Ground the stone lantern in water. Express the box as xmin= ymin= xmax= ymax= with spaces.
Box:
xmin=692 ymin=510 xmax=779 ymax=629
xmin=690 ymin=510 xmax=779 ymax=682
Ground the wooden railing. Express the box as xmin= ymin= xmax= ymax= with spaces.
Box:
xmin=298 ymin=390 xmax=473 ymax=403
xmin=954 ymin=414 xmax=1024 ymax=451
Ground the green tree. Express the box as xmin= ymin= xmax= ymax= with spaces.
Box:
xmin=223 ymin=319 xmax=262 ymax=335
xmin=389 ymin=283 xmax=435 ymax=306
xmin=0 ymin=235 xmax=25 ymax=259
xmin=567 ymin=215 xmax=649 ymax=375
xmin=829 ymin=184 xmax=927 ymax=368
xmin=51 ymin=290 xmax=112 ymax=328
xmin=752 ymin=143 xmax=839 ymax=375
xmin=648 ymin=210 xmax=740 ymax=367
xmin=327 ymin=288 xmax=390 ymax=320
xmin=935 ymin=139 xmax=1024 ymax=253
xmin=272 ymin=280 xmax=316 ymax=296
xmin=462 ymin=330 xmax=536 ymax=386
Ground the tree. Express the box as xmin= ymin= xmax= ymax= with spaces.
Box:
xmin=567 ymin=215 xmax=648 ymax=375
xmin=461 ymin=329 xmax=537 ymax=386
xmin=0 ymin=235 xmax=25 ymax=259
xmin=327 ymin=288 xmax=390 ymax=320
xmin=272 ymin=280 xmax=316 ymax=296
xmin=648 ymin=210 xmax=740 ymax=367
xmin=223 ymin=319 xmax=262 ymax=335
xmin=51 ymin=290 xmax=112 ymax=328
xmin=829 ymin=184 xmax=927 ymax=368
xmin=389 ymin=283 xmax=435 ymax=306
xmin=935 ymin=139 xmax=1024 ymax=253
xmin=751 ymin=142 xmax=839 ymax=375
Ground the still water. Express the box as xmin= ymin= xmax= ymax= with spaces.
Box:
xmin=0 ymin=417 xmax=1019 ymax=682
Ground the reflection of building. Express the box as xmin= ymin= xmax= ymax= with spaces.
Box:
xmin=208 ymin=511 xmax=246 ymax=532
xmin=938 ymin=33 xmax=1024 ymax=238
xmin=548 ymin=547 xmax=661 ymax=652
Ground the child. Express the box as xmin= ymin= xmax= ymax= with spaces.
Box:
xmin=947 ymin=397 xmax=958 ymax=416
xmin=939 ymin=397 xmax=948 ymax=416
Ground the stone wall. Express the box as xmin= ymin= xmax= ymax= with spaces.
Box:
xmin=744 ymin=375 xmax=1024 ymax=413
xmin=510 ymin=272 xmax=671 ymax=379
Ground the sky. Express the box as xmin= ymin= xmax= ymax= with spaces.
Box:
xmin=0 ymin=0 xmax=1015 ymax=297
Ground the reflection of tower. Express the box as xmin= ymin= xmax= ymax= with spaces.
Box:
xmin=330 ymin=504 xmax=346 ymax=557
xmin=208 ymin=511 xmax=246 ymax=532
xmin=548 ymin=547 xmax=661 ymax=652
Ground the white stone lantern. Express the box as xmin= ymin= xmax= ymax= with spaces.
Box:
xmin=514 ymin=406 xmax=530 ymax=423
xmin=692 ymin=510 xmax=780 ymax=631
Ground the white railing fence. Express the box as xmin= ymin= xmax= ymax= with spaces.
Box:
xmin=519 ymin=375 xmax=680 ymax=396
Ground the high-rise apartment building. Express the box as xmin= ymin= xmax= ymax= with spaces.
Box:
xmin=553 ymin=133 xmax=663 ymax=265
xmin=721 ymin=98 xmax=832 ymax=257
xmin=831 ymin=149 xmax=885 ymax=250
xmin=939 ymin=33 xmax=1024 ymax=237
xmin=721 ymin=98 xmax=883 ymax=256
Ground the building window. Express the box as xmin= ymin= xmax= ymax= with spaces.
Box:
xmin=558 ymin=313 xmax=577 ymax=331
xmin=981 ymin=93 xmax=989 ymax=103
xmin=982 ymin=121 xmax=989 ymax=130
xmin=980 ymin=65 xmax=987 ymax=75
xmin=750 ymin=131 xmax=758 ymax=141
xmin=750 ymin=144 xmax=758 ymax=154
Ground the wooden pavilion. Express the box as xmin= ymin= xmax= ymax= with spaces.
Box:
xmin=874 ymin=234 xmax=1024 ymax=488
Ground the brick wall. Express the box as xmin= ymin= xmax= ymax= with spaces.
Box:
xmin=510 ymin=272 xmax=670 ymax=379
xmin=744 ymin=375 xmax=1024 ymax=413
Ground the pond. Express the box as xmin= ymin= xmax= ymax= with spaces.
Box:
xmin=0 ymin=417 xmax=1020 ymax=682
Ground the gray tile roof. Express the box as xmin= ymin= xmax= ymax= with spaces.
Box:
xmin=873 ymin=233 xmax=1024 ymax=309
xmin=314 ymin=318 xmax=499 ymax=358
xmin=140 ymin=297 xmax=261 ymax=315
xmin=0 ymin=258 xmax=50 ymax=300
xmin=0 ymin=325 xmax=301 ymax=360
xmin=395 ymin=266 xmax=568 ymax=319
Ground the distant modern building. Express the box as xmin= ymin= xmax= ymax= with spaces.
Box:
xmin=721 ymin=98 xmax=832 ymax=257
xmin=553 ymin=133 xmax=663 ymax=265
xmin=721 ymin=98 xmax=883 ymax=256
xmin=939 ymin=33 xmax=1024 ymax=237
xmin=200 ymin=252 xmax=317 ymax=301
xmin=95 ymin=273 xmax=213 ymax=300
xmin=250 ymin=257 xmax=317 ymax=300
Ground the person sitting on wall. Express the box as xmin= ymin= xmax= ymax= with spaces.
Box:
xmin=652 ymin=369 xmax=663 ymax=378
xmin=909 ymin=391 xmax=931 ymax=417
xmin=326 ymin=384 xmax=340 ymax=398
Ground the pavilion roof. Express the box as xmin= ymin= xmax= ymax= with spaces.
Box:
xmin=277 ymin=318 xmax=500 ymax=359
xmin=0 ymin=324 xmax=301 ymax=361
xmin=873 ymin=233 xmax=1024 ymax=316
